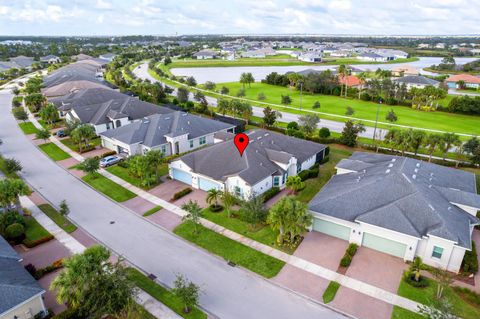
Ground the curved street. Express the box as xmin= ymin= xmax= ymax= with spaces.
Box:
xmin=0 ymin=89 xmax=347 ymax=319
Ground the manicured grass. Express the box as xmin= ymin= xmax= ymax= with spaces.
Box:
xmin=143 ymin=206 xmax=162 ymax=217
xmin=214 ymin=82 xmax=480 ymax=135
xmin=60 ymin=137 xmax=101 ymax=153
xmin=38 ymin=143 xmax=71 ymax=161
xmin=126 ymin=268 xmax=207 ymax=319
xmin=23 ymin=216 xmax=54 ymax=247
xmin=295 ymin=146 xmax=353 ymax=203
xmin=174 ymin=221 xmax=285 ymax=278
xmin=0 ymin=155 xmax=22 ymax=179
xmin=395 ymin=276 xmax=480 ymax=319
xmin=18 ymin=121 xmax=39 ymax=134
xmin=391 ymin=306 xmax=424 ymax=319
xmin=37 ymin=203 xmax=77 ymax=233
xmin=82 ymin=173 xmax=136 ymax=202
xmin=322 ymin=281 xmax=340 ymax=303
xmin=201 ymin=208 xmax=296 ymax=254
xmin=106 ymin=164 xmax=164 ymax=190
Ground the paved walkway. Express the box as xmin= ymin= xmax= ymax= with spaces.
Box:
xmin=19 ymin=194 xmax=181 ymax=319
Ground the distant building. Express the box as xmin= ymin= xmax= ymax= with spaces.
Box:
xmin=357 ymin=53 xmax=388 ymax=62
xmin=392 ymin=66 xmax=419 ymax=77
xmin=338 ymin=75 xmax=363 ymax=88
xmin=192 ymin=50 xmax=217 ymax=59
xmin=394 ymin=75 xmax=440 ymax=89
xmin=99 ymin=53 xmax=117 ymax=62
xmin=445 ymin=74 xmax=480 ymax=89
xmin=40 ymin=55 xmax=61 ymax=64
xmin=298 ymin=52 xmax=322 ymax=63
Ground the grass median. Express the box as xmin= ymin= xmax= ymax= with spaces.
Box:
xmin=37 ymin=203 xmax=77 ymax=233
xmin=18 ymin=121 xmax=39 ymax=134
xmin=82 ymin=173 xmax=136 ymax=202
xmin=38 ymin=143 xmax=71 ymax=161
xmin=174 ymin=221 xmax=285 ymax=278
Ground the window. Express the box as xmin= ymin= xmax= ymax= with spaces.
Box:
xmin=161 ymin=145 xmax=167 ymax=154
xmin=190 ymin=140 xmax=194 ymax=148
xmin=199 ymin=136 xmax=206 ymax=145
xmin=234 ymin=186 xmax=242 ymax=197
xmin=273 ymin=176 xmax=279 ymax=187
xmin=432 ymin=246 xmax=444 ymax=259
xmin=297 ymin=164 xmax=301 ymax=173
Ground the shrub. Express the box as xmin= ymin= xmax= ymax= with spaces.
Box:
xmin=287 ymin=122 xmax=299 ymax=130
xmin=258 ymin=92 xmax=266 ymax=100
xmin=360 ymin=92 xmax=371 ymax=101
xmin=453 ymin=287 xmax=480 ymax=307
xmin=298 ymin=170 xmax=309 ymax=181
xmin=319 ymin=127 xmax=331 ymax=138
xmin=101 ymin=150 xmax=117 ymax=158
xmin=172 ymin=188 xmax=192 ymax=200
xmin=51 ymin=308 xmax=81 ymax=319
xmin=24 ymin=263 xmax=37 ymax=277
xmin=339 ymin=243 xmax=358 ymax=268
xmin=0 ymin=212 xmax=25 ymax=231
xmin=209 ymin=204 xmax=224 ymax=212
xmin=312 ymin=101 xmax=321 ymax=109
xmin=462 ymin=240 xmax=478 ymax=274
xmin=23 ymin=235 xmax=54 ymax=248
xmin=261 ymin=187 xmax=280 ymax=203
xmin=346 ymin=243 xmax=358 ymax=256
xmin=404 ymin=272 xmax=430 ymax=288
xmin=340 ymin=255 xmax=352 ymax=267
xmin=5 ymin=223 xmax=25 ymax=242
xmin=12 ymin=107 xmax=28 ymax=121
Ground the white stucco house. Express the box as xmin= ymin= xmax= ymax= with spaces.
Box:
xmin=394 ymin=75 xmax=440 ymax=89
xmin=308 ymin=152 xmax=480 ymax=273
xmin=192 ymin=50 xmax=217 ymax=59
xmin=40 ymin=55 xmax=61 ymax=64
xmin=100 ymin=112 xmax=235 ymax=156
xmin=169 ymin=130 xmax=327 ymax=197
xmin=0 ymin=236 xmax=47 ymax=319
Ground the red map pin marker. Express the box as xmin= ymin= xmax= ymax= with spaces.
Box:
xmin=234 ymin=133 xmax=249 ymax=157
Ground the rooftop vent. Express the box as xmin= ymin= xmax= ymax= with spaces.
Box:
xmin=187 ymin=121 xmax=190 ymax=125
xmin=428 ymin=204 xmax=435 ymax=211
xmin=414 ymin=168 xmax=418 ymax=173
xmin=388 ymin=163 xmax=393 ymax=168
xmin=264 ymin=133 xmax=269 ymax=136
xmin=428 ymin=184 xmax=433 ymax=188
xmin=257 ymin=136 xmax=262 ymax=140
xmin=412 ymin=174 xmax=416 ymax=179
xmin=416 ymin=163 xmax=420 ymax=168
xmin=385 ymin=169 xmax=391 ymax=174
xmin=391 ymin=158 xmax=396 ymax=162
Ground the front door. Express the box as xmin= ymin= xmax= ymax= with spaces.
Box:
xmin=175 ymin=142 xmax=180 ymax=154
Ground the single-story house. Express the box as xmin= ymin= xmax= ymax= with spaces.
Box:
xmin=338 ymin=75 xmax=363 ymax=88
xmin=308 ymin=152 xmax=480 ymax=273
xmin=298 ymin=53 xmax=322 ymax=62
xmin=392 ymin=66 xmax=419 ymax=77
xmin=40 ymin=55 xmax=61 ymax=64
xmin=192 ymin=50 xmax=217 ymax=59
xmin=100 ymin=112 xmax=235 ymax=156
xmin=445 ymin=74 xmax=480 ymax=89
xmin=0 ymin=236 xmax=47 ymax=319
xmin=50 ymin=87 xmax=122 ymax=115
xmin=8 ymin=56 xmax=35 ymax=69
xmin=394 ymin=75 xmax=440 ymax=89
xmin=66 ymin=96 xmax=173 ymax=135
xmin=357 ymin=53 xmax=388 ymax=62
xmin=99 ymin=53 xmax=117 ymax=62
xmin=169 ymin=130 xmax=326 ymax=197
xmin=42 ymin=80 xmax=111 ymax=98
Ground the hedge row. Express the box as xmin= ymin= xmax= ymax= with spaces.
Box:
xmin=462 ymin=240 xmax=478 ymax=274
xmin=261 ymin=187 xmax=280 ymax=203
xmin=171 ymin=187 xmax=192 ymax=201
xmin=298 ymin=165 xmax=319 ymax=181
xmin=340 ymin=243 xmax=358 ymax=268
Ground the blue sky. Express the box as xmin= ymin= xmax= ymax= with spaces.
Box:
xmin=0 ymin=0 xmax=479 ymax=36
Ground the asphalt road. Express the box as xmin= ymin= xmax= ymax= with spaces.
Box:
xmin=133 ymin=63 xmax=384 ymax=140
xmin=0 ymin=89 xmax=346 ymax=319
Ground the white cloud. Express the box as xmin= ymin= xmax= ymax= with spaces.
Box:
xmin=95 ymin=0 xmax=112 ymax=10
xmin=328 ymin=0 xmax=351 ymax=10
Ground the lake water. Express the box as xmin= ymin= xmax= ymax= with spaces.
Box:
xmin=171 ymin=57 xmax=478 ymax=83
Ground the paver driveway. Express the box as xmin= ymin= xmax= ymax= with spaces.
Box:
xmin=149 ymin=180 xmax=208 ymax=207
xmin=294 ymin=232 xmax=349 ymax=271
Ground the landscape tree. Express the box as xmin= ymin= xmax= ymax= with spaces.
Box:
xmin=408 ymin=130 xmax=427 ymax=155
xmin=393 ymin=130 xmax=411 ymax=156
xmin=24 ymin=93 xmax=46 ymax=112
xmin=50 ymin=245 xmax=136 ymax=317
xmin=186 ymin=76 xmax=197 ymax=86
xmin=470 ymin=144 xmax=480 ymax=165
xmin=145 ymin=150 xmax=164 ymax=183
xmin=221 ymin=190 xmax=236 ymax=218
xmin=241 ymin=195 xmax=267 ymax=229
xmin=257 ymin=92 xmax=266 ymax=100
xmin=12 ymin=107 xmax=28 ymax=121
xmin=431 ymin=268 xmax=454 ymax=299
xmin=164 ymin=55 xmax=172 ymax=65
xmin=340 ymin=120 xmax=366 ymax=147
xmin=267 ymin=197 xmax=312 ymax=245
xmin=0 ymin=178 xmax=30 ymax=215
xmin=318 ymin=127 xmax=331 ymax=138
xmin=71 ymin=124 xmax=96 ymax=153
xmin=262 ymin=106 xmax=282 ymax=127
xmin=79 ymin=157 xmax=100 ymax=175
xmin=217 ymin=98 xmax=231 ymax=116
xmin=463 ymin=136 xmax=479 ymax=154
xmin=286 ymin=176 xmax=305 ymax=194
xmin=204 ymin=81 xmax=216 ymax=90
xmin=35 ymin=128 xmax=51 ymax=143
xmin=220 ymin=86 xmax=229 ymax=95
xmin=193 ymin=91 xmax=208 ymax=110
xmin=236 ymin=88 xmax=246 ymax=97
xmin=59 ymin=200 xmax=70 ymax=217
xmin=172 ymin=274 xmax=201 ymax=314
xmin=385 ymin=109 xmax=398 ymax=123
xmin=3 ymin=158 xmax=22 ymax=175
xmin=239 ymin=72 xmax=249 ymax=89
xmin=181 ymin=200 xmax=202 ymax=234
xmin=298 ymin=114 xmax=320 ymax=136
xmin=206 ymin=189 xmax=222 ymax=209
xmin=281 ymin=94 xmax=292 ymax=105
xmin=440 ymin=133 xmax=461 ymax=160
xmin=312 ymin=101 xmax=321 ymax=109
xmin=39 ymin=103 xmax=60 ymax=126
xmin=345 ymin=106 xmax=355 ymax=116
xmin=177 ymin=87 xmax=189 ymax=104
xmin=424 ymin=133 xmax=444 ymax=162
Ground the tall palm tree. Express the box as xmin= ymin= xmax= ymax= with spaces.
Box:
xmin=221 ymin=190 xmax=236 ymax=218
xmin=424 ymin=133 xmax=444 ymax=162
xmin=338 ymin=64 xmax=346 ymax=97
xmin=206 ymin=189 xmax=221 ymax=208
xmin=239 ymin=73 xmax=248 ymax=89
xmin=181 ymin=200 xmax=202 ymax=234
xmin=286 ymin=176 xmax=305 ymax=195
xmin=440 ymin=133 xmax=461 ymax=161
xmin=71 ymin=124 xmax=96 ymax=152
xmin=357 ymin=72 xmax=368 ymax=99
xmin=408 ymin=130 xmax=427 ymax=155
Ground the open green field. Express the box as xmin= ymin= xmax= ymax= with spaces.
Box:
xmin=38 ymin=143 xmax=71 ymax=161
xmin=82 ymin=173 xmax=136 ymax=202
xmin=174 ymin=221 xmax=285 ymax=278
xmin=213 ymin=82 xmax=480 ymax=135
xmin=168 ymin=57 xmax=418 ymax=68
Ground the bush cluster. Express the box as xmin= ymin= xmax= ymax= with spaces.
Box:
xmin=5 ymin=223 xmax=25 ymax=243
xmin=209 ymin=204 xmax=224 ymax=212
xmin=100 ymin=150 xmax=117 ymax=158
xmin=261 ymin=187 xmax=280 ymax=203
xmin=339 ymin=243 xmax=358 ymax=268
xmin=298 ymin=165 xmax=319 ymax=181
xmin=172 ymin=188 xmax=192 ymax=200
xmin=403 ymin=272 xmax=429 ymax=288
xmin=462 ymin=240 xmax=478 ymax=274
xmin=25 ymin=259 xmax=64 ymax=279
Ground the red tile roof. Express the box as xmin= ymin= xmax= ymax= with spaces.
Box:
xmin=338 ymin=75 xmax=362 ymax=87
xmin=445 ymin=74 xmax=480 ymax=84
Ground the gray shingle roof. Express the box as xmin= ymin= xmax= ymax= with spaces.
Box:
xmin=176 ymin=130 xmax=326 ymax=185
xmin=394 ymin=75 xmax=439 ymax=86
xmin=50 ymin=88 xmax=125 ymax=111
xmin=0 ymin=236 xmax=44 ymax=315
xmin=100 ymin=112 xmax=235 ymax=147
xmin=309 ymin=152 xmax=480 ymax=249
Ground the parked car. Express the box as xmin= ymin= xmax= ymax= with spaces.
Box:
xmin=100 ymin=155 xmax=122 ymax=168
xmin=56 ymin=130 xmax=66 ymax=137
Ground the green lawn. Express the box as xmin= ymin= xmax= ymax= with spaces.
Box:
xmin=201 ymin=207 xmax=296 ymax=254
xmin=82 ymin=173 xmax=137 ymax=202
xmin=393 ymin=276 xmax=480 ymax=319
xmin=295 ymin=146 xmax=353 ymax=203
xmin=23 ymin=216 xmax=54 ymax=247
xmin=18 ymin=121 xmax=39 ymax=134
xmin=174 ymin=221 xmax=285 ymax=278
xmin=143 ymin=206 xmax=162 ymax=217
xmin=214 ymin=82 xmax=480 ymax=135
xmin=322 ymin=281 xmax=340 ymax=303
xmin=391 ymin=306 xmax=423 ymax=319
xmin=38 ymin=143 xmax=71 ymax=161
xmin=0 ymin=155 xmax=22 ymax=179
xmin=126 ymin=268 xmax=207 ymax=319
xmin=106 ymin=164 xmax=166 ymax=190
xmin=37 ymin=203 xmax=77 ymax=233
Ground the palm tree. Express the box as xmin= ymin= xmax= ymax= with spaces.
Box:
xmin=286 ymin=176 xmax=305 ymax=195
xmin=241 ymin=195 xmax=266 ymax=230
xmin=38 ymin=103 xmax=59 ymax=126
xmin=357 ymin=72 xmax=368 ymax=99
xmin=206 ymin=189 xmax=221 ymax=208
xmin=71 ymin=124 xmax=96 ymax=153
xmin=145 ymin=149 xmax=164 ymax=182
xmin=239 ymin=73 xmax=249 ymax=89
xmin=338 ymin=64 xmax=346 ymax=97
xmin=440 ymin=133 xmax=461 ymax=161
xmin=424 ymin=133 xmax=444 ymax=162
xmin=217 ymin=99 xmax=231 ymax=116
xmin=408 ymin=130 xmax=427 ymax=155
xmin=0 ymin=178 xmax=30 ymax=215
xmin=408 ymin=257 xmax=423 ymax=282
xmin=221 ymin=190 xmax=236 ymax=218
xmin=181 ymin=200 xmax=202 ymax=234
xmin=393 ymin=130 xmax=411 ymax=156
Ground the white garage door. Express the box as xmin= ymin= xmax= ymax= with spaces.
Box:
xmin=313 ymin=218 xmax=351 ymax=241
xmin=172 ymin=168 xmax=192 ymax=185
xmin=198 ymin=177 xmax=221 ymax=191
xmin=362 ymin=233 xmax=407 ymax=258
